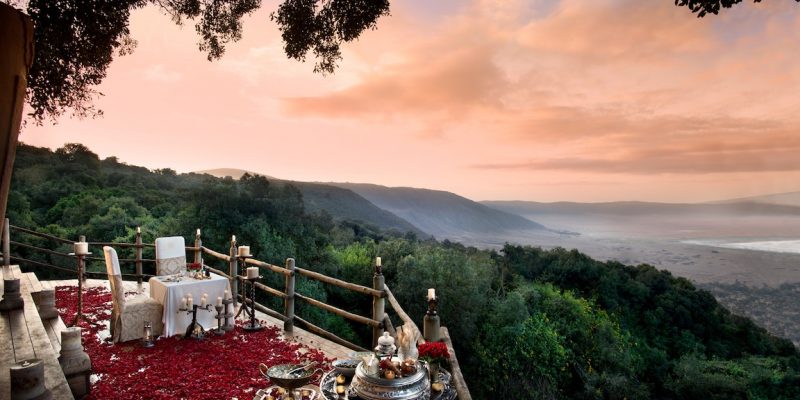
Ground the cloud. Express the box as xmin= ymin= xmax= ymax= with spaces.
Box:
xmin=143 ymin=64 xmax=182 ymax=82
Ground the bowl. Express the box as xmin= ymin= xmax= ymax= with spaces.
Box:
xmin=332 ymin=359 xmax=359 ymax=378
xmin=259 ymin=363 xmax=321 ymax=390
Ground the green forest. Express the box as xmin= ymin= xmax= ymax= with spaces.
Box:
xmin=8 ymin=143 xmax=800 ymax=399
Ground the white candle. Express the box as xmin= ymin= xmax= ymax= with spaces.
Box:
xmin=247 ymin=266 xmax=259 ymax=279
xmin=224 ymin=289 xmax=229 ymax=299
xmin=182 ymin=297 xmax=187 ymax=309
xmin=187 ymin=295 xmax=193 ymax=308
xmin=200 ymin=296 xmax=207 ymax=307
xmin=238 ymin=245 xmax=250 ymax=257
xmin=197 ymin=228 xmax=201 ymax=236
xmin=74 ymin=242 xmax=88 ymax=255
xmin=376 ymin=257 xmax=381 ymax=267
xmin=428 ymin=288 xmax=435 ymax=301
xmin=136 ymin=226 xmax=141 ymax=234
xmin=216 ymin=296 xmax=223 ymax=307
xmin=232 ymin=235 xmax=236 ymax=242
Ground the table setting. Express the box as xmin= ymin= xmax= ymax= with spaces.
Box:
xmin=149 ymin=268 xmax=231 ymax=337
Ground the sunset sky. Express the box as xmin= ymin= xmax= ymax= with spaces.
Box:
xmin=21 ymin=0 xmax=800 ymax=203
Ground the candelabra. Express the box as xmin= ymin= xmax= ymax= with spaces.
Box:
xmin=423 ymin=296 xmax=440 ymax=342
xmin=68 ymin=252 xmax=96 ymax=327
xmin=179 ymin=303 xmax=213 ymax=339
xmin=240 ymin=275 xmax=263 ymax=332
xmin=213 ymin=304 xmax=225 ymax=335
xmin=222 ymin=297 xmax=235 ymax=331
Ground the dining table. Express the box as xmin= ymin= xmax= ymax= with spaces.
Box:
xmin=149 ymin=272 xmax=231 ymax=337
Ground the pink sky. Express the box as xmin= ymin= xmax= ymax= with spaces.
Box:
xmin=20 ymin=0 xmax=800 ymax=202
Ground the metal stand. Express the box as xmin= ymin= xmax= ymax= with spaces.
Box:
xmin=222 ymin=297 xmax=234 ymax=331
xmin=69 ymin=252 xmax=96 ymax=327
xmin=423 ymin=297 xmax=440 ymax=343
xmin=179 ymin=303 xmax=213 ymax=339
xmin=240 ymin=276 xmax=263 ymax=332
xmin=213 ymin=304 xmax=225 ymax=335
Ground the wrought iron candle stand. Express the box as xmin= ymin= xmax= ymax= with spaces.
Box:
xmin=222 ymin=297 xmax=235 ymax=331
xmin=68 ymin=252 xmax=97 ymax=327
xmin=240 ymin=275 xmax=263 ymax=332
xmin=178 ymin=303 xmax=213 ymax=339
xmin=213 ymin=304 xmax=225 ymax=335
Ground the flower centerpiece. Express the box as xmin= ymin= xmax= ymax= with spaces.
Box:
xmin=186 ymin=262 xmax=203 ymax=278
xmin=417 ymin=341 xmax=449 ymax=384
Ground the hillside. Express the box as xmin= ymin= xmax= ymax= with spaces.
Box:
xmin=285 ymin=181 xmax=425 ymax=237
xmin=332 ymin=183 xmax=549 ymax=239
xmin=483 ymin=200 xmax=800 ymax=216
xmin=711 ymin=191 xmax=800 ymax=207
xmin=198 ymin=169 xmax=422 ymax=236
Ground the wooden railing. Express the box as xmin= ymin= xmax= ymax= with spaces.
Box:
xmin=1 ymin=219 xmax=471 ymax=397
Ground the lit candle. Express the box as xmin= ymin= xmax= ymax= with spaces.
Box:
xmin=224 ymin=289 xmax=229 ymax=299
xmin=200 ymin=295 xmax=207 ymax=307
xmin=247 ymin=266 xmax=259 ymax=279
xmin=182 ymin=296 xmax=187 ymax=309
xmin=197 ymin=228 xmax=201 ymax=236
xmin=216 ymin=296 xmax=223 ymax=307
xmin=136 ymin=226 xmax=141 ymax=234
xmin=376 ymin=257 xmax=381 ymax=267
xmin=232 ymin=235 xmax=236 ymax=242
xmin=187 ymin=295 xmax=193 ymax=308
xmin=73 ymin=242 xmax=88 ymax=255
xmin=428 ymin=288 xmax=435 ymax=301
xmin=238 ymin=245 xmax=250 ymax=257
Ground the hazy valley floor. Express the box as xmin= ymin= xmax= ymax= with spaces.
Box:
xmin=449 ymin=213 xmax=800 ymax=346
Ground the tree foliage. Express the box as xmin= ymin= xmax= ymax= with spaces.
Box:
xmin=8 ymin=143 xmax=800 ymax=399
xmin=4 ymin=0 xmax=389 ymax=124
xmin=674 ymin=0 xmax=800 ymax=18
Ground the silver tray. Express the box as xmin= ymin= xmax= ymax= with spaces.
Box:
xmin=253 ymin=385 xmax=319 ymax=400
xmin=319 ymin=368 xmax=455 ymax=400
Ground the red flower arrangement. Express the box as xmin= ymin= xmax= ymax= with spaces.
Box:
xmin=55 ymin=285 xmax=332 ymax=399
xmin=187 ymin=262 xmax=202 ymax=271
xmin=417 ymin=341 xmax=449 ymax=364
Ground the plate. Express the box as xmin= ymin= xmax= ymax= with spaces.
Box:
xmin=318 ymin=369 xmax=456 ymax=400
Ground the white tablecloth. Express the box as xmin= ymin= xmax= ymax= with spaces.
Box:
xmin=149 ymin=273 xmax=231 ymax=337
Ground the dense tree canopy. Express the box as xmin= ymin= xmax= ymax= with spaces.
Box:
xmin=8 ymin=143 xmax=800 ymax=399
xmin=2 ymin=0 xmax=390 ymax=124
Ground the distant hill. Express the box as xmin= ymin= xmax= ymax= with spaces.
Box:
xmin=198 ymin=168 xmax=422 ymax=235
xmin=711 ymin=191 xmax=800 ymax=207
xmin=286 ymin=182 xmax=425 ymax=236
xmin=331 ymin=183 xmax=548 ymax=239
xmin=483 ymin=200 xmax=800 ymax=216
xmin=196 ymin=168 xmax=275 ymax=180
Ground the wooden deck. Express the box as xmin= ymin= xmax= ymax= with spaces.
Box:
xmin=45 ymin=278 xmax=354 ymax=360
xmin=1 ymin=265 xmax=74 ymax=399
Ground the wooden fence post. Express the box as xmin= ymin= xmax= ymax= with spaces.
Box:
xmin=283 ymin=258 xmax=296 ymax=334
xmin=194 ymin=228 xmax=202 ymax=264
xmin=229 ymin=235 xmax=238 ymax=307
xmin=3 ymin=217 xmax=9 ymax=267
xmin=134 ymin=227 xmax=142 ymax=285
xmin=372 ymin=260 xmax=385 ymax=347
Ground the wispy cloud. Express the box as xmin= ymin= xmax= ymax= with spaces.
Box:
xmin=143 ymin=64 xmax=183 ymax=82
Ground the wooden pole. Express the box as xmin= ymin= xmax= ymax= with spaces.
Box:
xmin=3 ymin=217 xmax=9 ymax=267
xmin=134 ymin=227 xmax=142 ymax=286
xmin=229 ymin=236 xmax=238 ymax=308
xmin=283 ymin=258 xmax=296 ymax=334
xmin=78 ymin=235 xmax=86 ymax=284
xmin=0 ymin=4 xmax=34 ymax=247
xmin=372 ymin=262 xmax=385 ymax=347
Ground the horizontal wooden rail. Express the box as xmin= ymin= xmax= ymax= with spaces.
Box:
xmin=295 ymin=293 xmax=381 ymax=328
xmin=10 ymin=256 xmax=75 ymax=273
xmin=241 ymin=296 xmax=287 ymax=322
xmin=254 ymin=281 xmax=287 ymax=299
xmin=293 ymin=315 xmax=369 ymax=353
xmin=88 ymin=242 xmax=154 ymax=248
xmin=295 ymin=267 xmax=383 ymax=298
xmin=441 ymin=327 xmax=472 ymax=400
xmin=10 ymin=241 xmax=73 ymax=258
xmin=9 ymin=225 xmax=73 ymax=244
xmin=385 ymin=286 xmax=424 ymax=345
xmin=244 ymin=258 xmax=291 ymax=277
xmin=204 ymin=265 xmax=231 ymax=279
xmin=201 ymin=246 xmax=230 ymax=262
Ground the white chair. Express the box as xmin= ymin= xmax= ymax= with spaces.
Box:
xmin=155 ymin=236 xmax=186 ymax=276
xmin=104 ymin=246 xmax=163 ymax=343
